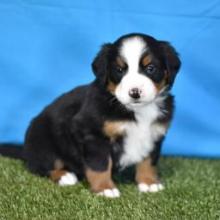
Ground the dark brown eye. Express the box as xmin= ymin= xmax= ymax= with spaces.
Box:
xmin=145 ymin=64 xmax=156 ymax=75
xmin=116 ymin=66 xmax=124 ymax=74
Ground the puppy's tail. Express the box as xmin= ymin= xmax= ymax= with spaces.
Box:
xmin=0 ymin=143 xmax=24 ymax=160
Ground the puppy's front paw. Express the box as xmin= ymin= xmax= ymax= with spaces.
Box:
xmin=138 ymin=183 xmax=164 ymax=193
xmin=58 ymin=172 xmax=78 ymax=186
xmin=97 ymin=188 xmax=120 ymax=198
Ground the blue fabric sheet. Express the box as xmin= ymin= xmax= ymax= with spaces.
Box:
xmin=0 ymin=0 xmax=220 ymax=157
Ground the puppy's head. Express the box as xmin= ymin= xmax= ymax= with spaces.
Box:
xmin=92 ymin=33 xmax=181 ymax=108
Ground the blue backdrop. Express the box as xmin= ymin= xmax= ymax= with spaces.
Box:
xmin=0 ymin=0 xmax=220 ymax=157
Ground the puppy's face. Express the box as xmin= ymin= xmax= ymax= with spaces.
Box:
xmin=92 ymin=34 xmax=181 ymax=109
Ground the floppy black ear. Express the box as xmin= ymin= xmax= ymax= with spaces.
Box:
xmin=92 ymin=43 xmax=113 ymax=84
xmin=159 ymin=41 xmax=181 ymax=87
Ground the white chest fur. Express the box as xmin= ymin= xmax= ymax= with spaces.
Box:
xmin=119 ymin=102 xmax=167 ymax=169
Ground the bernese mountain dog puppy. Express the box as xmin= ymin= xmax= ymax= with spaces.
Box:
xmin=0 ymin=33 xmax=181 ymax=198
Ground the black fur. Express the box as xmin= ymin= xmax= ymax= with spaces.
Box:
xmin=23 ymin=83 xmax=135 ymax=176
xmin=0 ymin=33 xmax=181 ymax=183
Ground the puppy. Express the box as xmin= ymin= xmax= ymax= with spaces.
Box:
xmin=0 ymin=33 xmax=181 ymax=198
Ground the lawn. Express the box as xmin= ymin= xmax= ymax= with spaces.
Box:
xmin=0 ymin=156 xmax=219 ymax=220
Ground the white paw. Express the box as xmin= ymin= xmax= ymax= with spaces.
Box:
xmin=58 ymin=172 xmax=78 ymax=186
xmin=97 ymin=188 xmax=120 ymax=198
xmin=138 ymin=183 xmax=164 ymax=193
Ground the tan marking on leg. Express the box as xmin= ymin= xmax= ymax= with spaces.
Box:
xmin=85 ymin=158 xmax=115 ymax=193
xmin=135 ymin=158 xmax=159 ymax=185
xmin=50 ymin=170 xmax=67 ymax=182
xmin=103 ymin=120 xmax=126 ymax=141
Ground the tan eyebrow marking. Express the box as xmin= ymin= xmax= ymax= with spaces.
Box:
xmin=116 ymin=56 xmax=126 ymax=68
xmin=142 ymin=55 xmax=152 ymax=67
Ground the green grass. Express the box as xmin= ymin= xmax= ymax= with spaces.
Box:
xmin=0 ymin=157 xmax=219 ymax=220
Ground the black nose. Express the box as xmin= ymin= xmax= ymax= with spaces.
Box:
xmin=129 ymin=88 xmax=141 ymax=99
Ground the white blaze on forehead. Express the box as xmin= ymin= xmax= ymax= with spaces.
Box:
xmin=120 ymin=37 xmax=146 ymax=73
xmin=115 ymin=36 xmax=157 ymax=107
